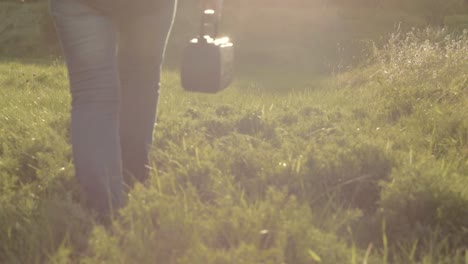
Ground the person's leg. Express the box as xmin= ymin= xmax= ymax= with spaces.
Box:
xmin=117 ymin=1 xmax=177 ymax=183
xmin=50 ymin=0 xmax=123 ymax=216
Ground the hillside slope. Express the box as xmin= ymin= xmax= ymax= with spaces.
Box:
xmin=1 ymin=28 xmax=467 ymax=263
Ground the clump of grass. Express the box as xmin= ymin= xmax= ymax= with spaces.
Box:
xmin=337 ymin=27 xmax=467 ymax=122
xmin=331 ymin=27 xmax=468 ymax=262
xmin=82 ymin=184 xmax=371 ymax=264
xmin=373 ymin=27 xmax=468 ymax=90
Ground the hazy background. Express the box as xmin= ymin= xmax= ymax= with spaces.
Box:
xmin=1 ymin=0 xmax=467 ymax=76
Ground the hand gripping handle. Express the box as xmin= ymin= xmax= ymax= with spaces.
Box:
xmin=199 ymin=1 xmax=223 ymax=41
xmin=201 ymin=9 xmax=219 ymax=38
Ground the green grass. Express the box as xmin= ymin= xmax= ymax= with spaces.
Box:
xmin=1 ymin=2 xmax=468 ymax=264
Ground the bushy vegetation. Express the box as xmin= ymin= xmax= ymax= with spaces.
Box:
xmin=1 ymin=2 xmax=467 ymax=264
xmin=333 ymin=27 xmax=467 ymax=261
xmin=0 ymin=2 xmax=58 ymax=57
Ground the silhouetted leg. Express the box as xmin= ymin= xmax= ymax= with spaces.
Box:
xmin=51 ymin=0 xmax=124 ymax=216
xmin=117 ymin=3 xmax=176 ymax=184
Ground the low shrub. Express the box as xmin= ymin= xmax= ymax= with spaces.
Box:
xmin=380 ymin=158 xmax=468 ymax=251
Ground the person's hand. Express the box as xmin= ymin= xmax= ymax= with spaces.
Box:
xmin=201 ymin=0 xmax=223 ymax=24
xmin=203 ymin=0 xmax=223 ymax=14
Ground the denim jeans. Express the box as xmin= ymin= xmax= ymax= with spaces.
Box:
xmin=50 ymin=0 xmax=176 ymax=216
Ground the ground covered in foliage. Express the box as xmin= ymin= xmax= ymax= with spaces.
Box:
xmin=0 ymin=2 xmax=467 ymax=264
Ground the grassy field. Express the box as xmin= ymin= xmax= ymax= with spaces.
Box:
xmin=1 ymin=2 xmax=468 ymax=264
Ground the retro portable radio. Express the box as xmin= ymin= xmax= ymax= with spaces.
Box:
xmin=181 ymin=5 xmax=234 ymax=93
